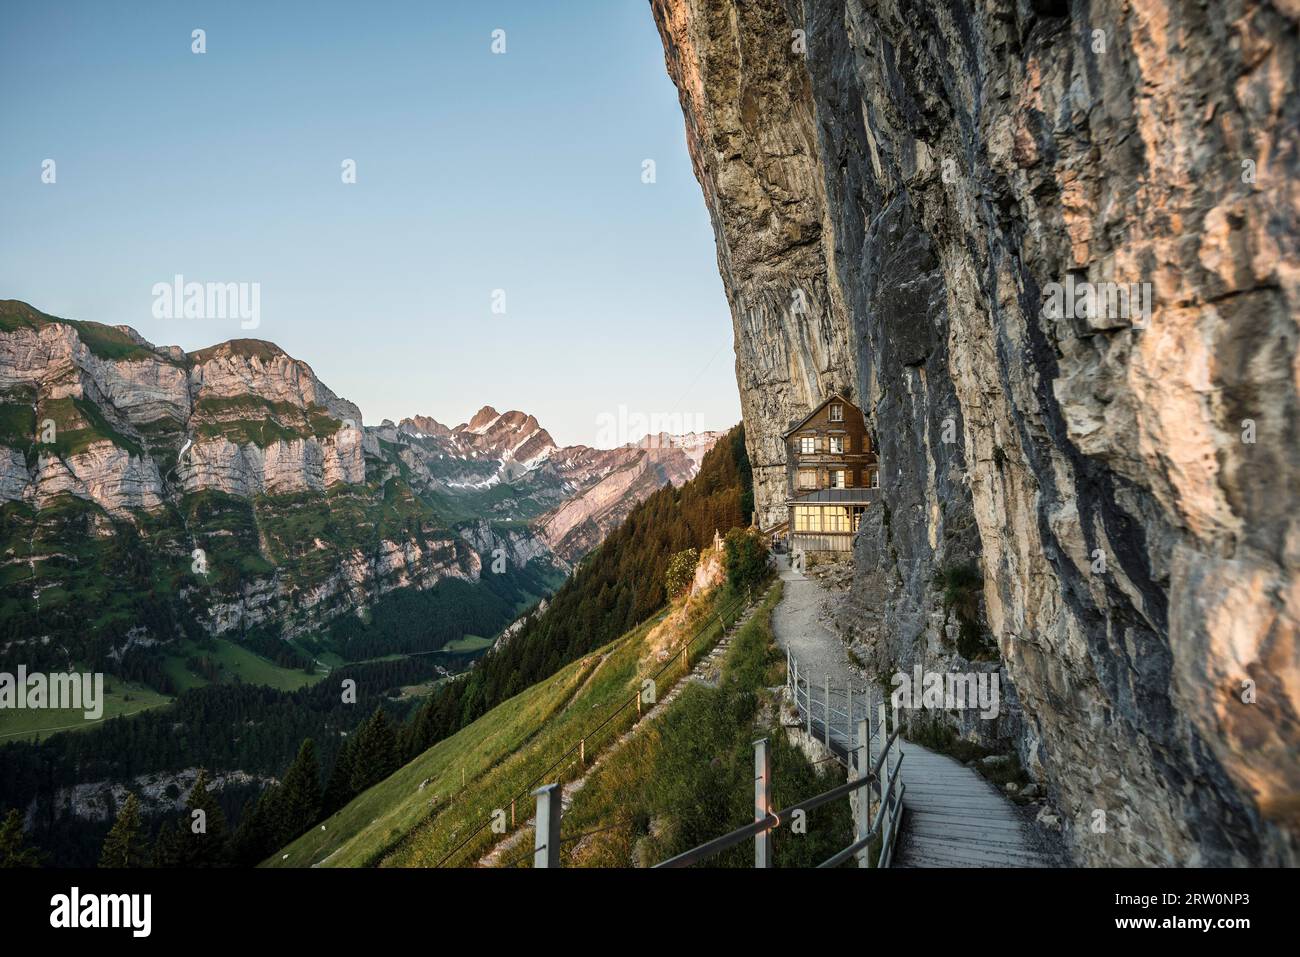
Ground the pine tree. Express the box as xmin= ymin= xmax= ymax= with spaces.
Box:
xmin=0 ymin=809 xmax=40 ymax=868
xmin=100 ymin=793 xmax=147 ymax=868
xmin=350 ymin=708 xmax=399 ymax=794
xmin=171 ymin=770 xmax=230 ymax=867
xmin=151 ymin=817 xmax=184 ymax=867
xmin=321 ymin=736 xmax=356 ymax=816
xmin=277 ymin=739 xmax=322 ymax=842
xmin=231 ymin=784 xmax=280 ymax=868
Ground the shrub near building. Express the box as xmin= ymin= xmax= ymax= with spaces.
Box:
xmin=723 ymin=527 xmax=769 ymax=595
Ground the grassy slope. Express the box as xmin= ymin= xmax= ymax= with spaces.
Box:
xmin=161 ymin=637 xmax=326 ymax=694
xmin=264 ymin=642 xmax=608 ymax=868
xmin=555 ymin=581 xmax=855 ymax=868
xmin=267 ymin=586 xmax=748 ymax=868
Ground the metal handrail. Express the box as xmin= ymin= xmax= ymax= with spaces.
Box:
xmin=653 ymin=728 xmax=901 ymax=868
xmin=819 ymin=779 xmax=905 ymax=868
xmin=787 ymin=650 xmax=890 ymax=756
xmin=521 ymin=657 xmax=906 ymax=869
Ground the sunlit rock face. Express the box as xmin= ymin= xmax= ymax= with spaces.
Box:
xmin=650 ymin=0 xmax=859 ymax=530
xmin=653 ymin=0 xmax=1299 ymax=865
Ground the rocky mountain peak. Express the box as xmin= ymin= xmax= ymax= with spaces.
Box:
xmin=187 ymin=338 xmax=289 ymax=365
xmin=399 ymin=414 xmax=452 ymax=438
xmin=464 ymin=405 xmax=501 ymax=432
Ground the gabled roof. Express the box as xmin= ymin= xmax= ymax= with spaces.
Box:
xmin=781 ymin=392 xmax=862 ymax=438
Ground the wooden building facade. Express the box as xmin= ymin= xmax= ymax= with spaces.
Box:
xmin=782 ymin=393 xmax=879 ymax=553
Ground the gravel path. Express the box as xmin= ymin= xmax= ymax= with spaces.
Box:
xmin=771 ymin=554 xmax=861 ymax=690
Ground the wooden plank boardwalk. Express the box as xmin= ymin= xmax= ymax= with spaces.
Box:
xmin=772 ymin=554 xmax=1052 ymax=868
xmin=890 ymin=741 xmax=1052 ymax=867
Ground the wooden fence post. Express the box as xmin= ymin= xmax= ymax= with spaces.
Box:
xmin=532 ymin=783 xmax=562 ymax=868
xmin=754 ymin=738 xmax=772 ymax=868
xmin=855 ymin=718 xmax=870 ymax=868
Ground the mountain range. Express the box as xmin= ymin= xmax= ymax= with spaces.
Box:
xmin=0 ymin=299 xmax=722 ymax=683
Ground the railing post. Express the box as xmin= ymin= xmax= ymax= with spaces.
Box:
xmin=805 ymin=673 xmax=812 ymax=737
xmin=531 ymin=783 xmax=562 ymax=868
xmin=878 ymin=701 xmax=890 ymax=857
xmin=893 ymin=702 xmax=902 ymax=759
xmin=580 ymin=737 xmax=585 ymax=767
xmin=824 ymin=674 xmax=831 ymax=748
xmin=866 ymin=703 xmax=874 ymax=819
xmin=854 ymin=717 xmax=870 ymax=868
xmin=754 ymin=738 xmax=772 ymax=868
xmin=847 ymin=681 xmax=853 ymax=747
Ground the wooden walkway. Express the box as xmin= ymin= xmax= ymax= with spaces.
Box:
xmin=772 ymin=553 xmax=1052 ymax=867
xmin=891 ymin=742 xmax=1052 ymax=867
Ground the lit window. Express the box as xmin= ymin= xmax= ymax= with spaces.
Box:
xmin=829 ymin=404 xmax=843 ymax=422
xmin=794 ymin=506 xmax=821 ymax=532
xmin=829 ymin=436 xmax=844 ymax=454
xmin=800 ymin=436 xmax=816 ymax=455
xmin=823 ymin=508 xmax=850 ymax=532
xmin=852 ymin=506 xmax=866 ymax=531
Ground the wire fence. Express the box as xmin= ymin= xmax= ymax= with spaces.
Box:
xmin=500 ymin=607 xmax=907 ymax=870
xmin=433 ymin=583 xmax=765 ymax=867
xmin=787 ymin=650 xmax=884 ymax=762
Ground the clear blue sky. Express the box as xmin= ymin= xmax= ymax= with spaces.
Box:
xmin=0 ymin=0 xmax=739 ymax=448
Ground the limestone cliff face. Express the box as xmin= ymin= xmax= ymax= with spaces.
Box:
xmin=0 ymin=311 xmax=368 ymax=510
xmin=653 ymin=0 xmax=1299 ymax=866
xmin=651 ymin=0 xmax=857 ymax=528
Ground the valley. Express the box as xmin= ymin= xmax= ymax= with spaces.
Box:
xmin=0 ymin=298 xmax=728 ymax=864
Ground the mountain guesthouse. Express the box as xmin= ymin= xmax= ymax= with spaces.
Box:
xmin=782 ymin=392 xmax=879 ymax=554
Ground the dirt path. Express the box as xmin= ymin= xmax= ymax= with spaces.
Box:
xmin=771 ymin=554 xmax=861 ymax=689
xmin=476 ymin=592 xmax=765 ymax=867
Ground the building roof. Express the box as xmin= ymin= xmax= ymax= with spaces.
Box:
xmin=785 ymin=488 xmax=880 ymax=505
xmin=781 ymin=391 xmax=861 ymax=438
